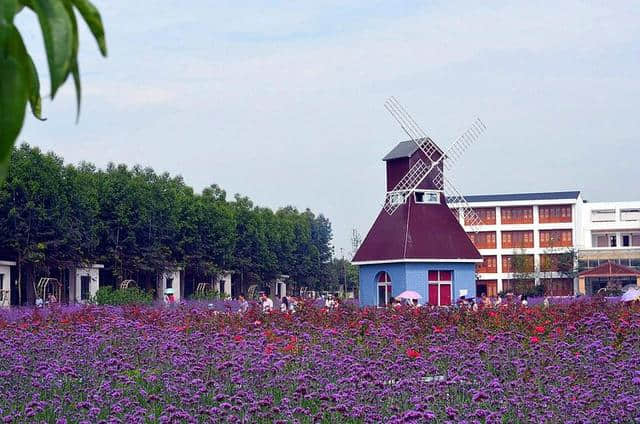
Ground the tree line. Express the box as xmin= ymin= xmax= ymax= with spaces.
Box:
xmin=0 ymin=144 xmax=342 ymax=304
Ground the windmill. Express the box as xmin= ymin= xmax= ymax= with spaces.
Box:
xmin=382 ymin=97 xmax=486 ymax=232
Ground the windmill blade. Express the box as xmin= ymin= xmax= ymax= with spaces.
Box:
xmin=442 ymin=118 xmax=486 ymax=173
xmin=384 ymin=97 xmax=442 ymax=164
xmin=433 ymin=169 xmax=483 ymax=233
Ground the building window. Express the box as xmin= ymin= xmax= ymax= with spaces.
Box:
xmin=390 ymin=192 xmax=405 ymax=205
xmin=591 ymin=209 xmax=615 ymax=222
xmin=471 ymin=208 xmax=496 ymax=225
xmin=376 ymin=272 xmax=392 ymax=307
xmin=623 ymin=235 xmax=630 ymax=247
xmin=80 ymin=275 xmax=91 ymax=301
xmin=539 ymin=205 xmax=572 ymax=223
xmin=502 ymin=255 xmax=534 ymax=273
xmin=414 ymin=190 xmax=439 ymax=204
xmin=592 ymin=233 xmax=608 ymax=248
xmin=427 ymin=270 xmax=453 ymax=306
xmin=620 ymin=209 xmax=640 ymax=221
xmin=166 ymin=277 xmax=173 ymax=289
xmin=540 ymin=230 xmax=572 ymax=247
xmin=477 ymin=256 xmax=497 ymax=273
xmin=476 ymin=280 xmax=497 ymax=297
xmin=501 ymin=207 xmax=533 ymax=224
xmin=468 ymin=231 xmax=497 ymax=249
xmin=540 ymin=254 xmax=572 ymax=272
xmin=501 ymin=231 xmax=534 ymax=248
xmin=501 ymin=279 xmax=535 ymax=295
xmin=540 ymin=278 xmax=573 ymax=296
xmin=610 ymin=235 xmax=617 ymax=247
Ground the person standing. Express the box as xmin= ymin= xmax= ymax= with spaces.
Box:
xmin=260 ymin=292 xmax=273 ymax=312
xmin=280 ymin=296 xmax=289 ymax=312
xmin=238 ymin=294 xmax=249 ymax=313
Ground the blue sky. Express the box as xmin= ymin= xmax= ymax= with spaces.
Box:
xmin=15 ymin=1 xmax=640 ymax=256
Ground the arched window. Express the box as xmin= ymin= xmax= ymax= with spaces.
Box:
xmin=375 ymin=271 xmax=392 ymax=307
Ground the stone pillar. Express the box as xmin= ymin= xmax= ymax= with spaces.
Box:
xmin=636 ymin=276 xmax=640 ymax=287
xmin=578 ymin=277 xmax=586 ymax=295
xmin=223 ymin=274 xmax=232 ymax=297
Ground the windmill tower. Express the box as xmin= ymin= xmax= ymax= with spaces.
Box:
xmin=352 ymin=98 xmax=486 ymax=307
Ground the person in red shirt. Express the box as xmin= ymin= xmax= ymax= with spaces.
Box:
xmin=164 ymin=289 xmax=176 ymax=305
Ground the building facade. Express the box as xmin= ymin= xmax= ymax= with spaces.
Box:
xmin=450 ymin=191 xmax=640 ymax=296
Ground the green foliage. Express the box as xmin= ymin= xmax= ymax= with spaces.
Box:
xmin=0 ymin=0 xmax=107 ymax=175
xmin=94 ymin=286 xmax=153 ymax=306
xmin=190 ymin=290 xmax=228 ymax=301
xmin=0 ymin=144 xmax=336 ymax=301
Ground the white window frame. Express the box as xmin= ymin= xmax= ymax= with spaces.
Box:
xmin=621 ymin=209 xmax=640 ymax=221
xmin=414 ymin=190 xmax=440 ymax=204
xmin=376 ymin=272 xmax=392 ymax=307
xmin=427 ymin=270 xmax=453 ymax=306
xmin=591 ymin=209 xmax=616 ymax=222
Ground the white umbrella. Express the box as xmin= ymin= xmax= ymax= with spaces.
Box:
xmin=396 ymin=290 xmax=422 ymax=300
xmin=621 ymin=287 xmax=640 ymax=302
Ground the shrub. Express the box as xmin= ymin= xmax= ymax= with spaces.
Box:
xmin=190 ymin=290 xmax=229 ymax=301
xmin=94 ymin=286 xmax=153 ymax=306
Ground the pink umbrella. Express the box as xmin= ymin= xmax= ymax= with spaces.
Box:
xmin=396 ymin=290 xmax=422 ymax=300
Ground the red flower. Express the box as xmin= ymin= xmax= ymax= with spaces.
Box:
xmin=233 ymin=335 xmax=244 ymax=342
xmin=283 ymin=343 xmax=296 ymax=353
xmin=433 ymin=326 xmax=443 ymax=334
xmin=264 ymin=344 xmax=275 ymax=354
xmin=534 ymin=325 xmax=545 ymax=334
xmin=530 ymin=336 xmax=540 ymax=343
xmin=488 ymin=311 xmax=497 ymax=318
xmin=406 ymin=348 xmax=421 ymax=359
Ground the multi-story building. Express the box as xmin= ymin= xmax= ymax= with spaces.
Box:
xmin=450 ymin=191 xmax=640 ymax=296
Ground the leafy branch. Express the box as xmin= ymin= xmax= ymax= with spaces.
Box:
xmin=0 ymin=0 xmax=106 ymax=175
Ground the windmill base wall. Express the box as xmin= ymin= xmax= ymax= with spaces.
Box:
xmin=358 ymin=262 xmax=476 ymax=307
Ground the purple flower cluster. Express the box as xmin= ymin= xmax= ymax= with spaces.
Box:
xmin=0 ymin=300 xmax=638 ymax=422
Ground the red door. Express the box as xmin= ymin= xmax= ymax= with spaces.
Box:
xmin=428 ymin=284 xmax=438 ymax=305
xmin=439 ymin=284 xmax=452 ymax=306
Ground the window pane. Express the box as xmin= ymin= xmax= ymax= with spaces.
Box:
xmin=439 ymin=271 xmax=452 ymax=281
xmin=428 ymin=270 xmax=439 ymax=281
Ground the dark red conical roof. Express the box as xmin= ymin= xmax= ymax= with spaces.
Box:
xmin=352 ymin=197 xmax=482 ymax=263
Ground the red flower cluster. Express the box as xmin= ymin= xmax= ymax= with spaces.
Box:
xmin=406 ymin=348 xmax=421 ymax=359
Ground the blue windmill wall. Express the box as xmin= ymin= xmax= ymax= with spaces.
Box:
xmin=359 ymin=262 xmax=476 ymax=307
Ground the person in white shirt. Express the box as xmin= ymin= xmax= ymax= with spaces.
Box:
xmin=325 ymin=295 xmax=335 ymax=309
xmin=260 ymin=292 xmax=273 ymax=312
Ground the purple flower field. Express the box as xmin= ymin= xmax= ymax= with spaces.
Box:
xmin=0 ymin=300 xmax=639 ymax=423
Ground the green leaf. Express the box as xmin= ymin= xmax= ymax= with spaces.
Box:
xmin=1 ymin=20 xmax=44 ymax=120
xmin=25 ymin=53 xmax=44 ymax=120
xmin=1 ymin=0 xmax=19 ymax=24
xmin=63 ymin=0 xmax=81 ymax=120
xmin=71 ymin=60 xmax=81 ymax=122
xmin=71 ymin=0 xmax=106 ymax=56
xmin=0 ymin=56 xmax=28 ymax=177
xmin=29 ymin=0 xmax=74 ymax=98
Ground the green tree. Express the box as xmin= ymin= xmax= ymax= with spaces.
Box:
xmin=0 ymin=0 xmax=107 ymax=175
